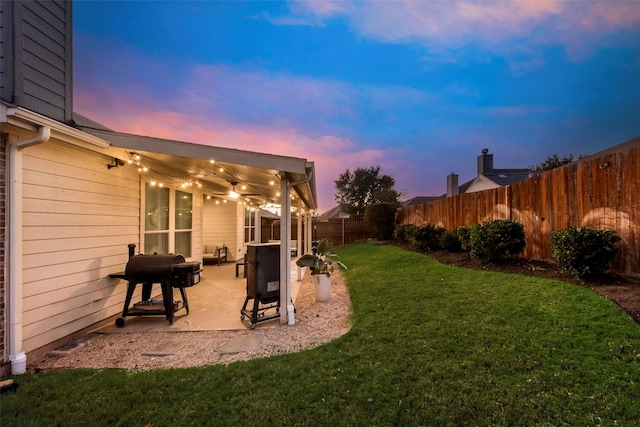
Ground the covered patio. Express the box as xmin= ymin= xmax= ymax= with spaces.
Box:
xmin=78 ymin=119 xmax=319 ymax=328
xmin=33 ymin=262 xmax=352 ymax=372
xmin=2 ymin=107 xmax=320 ymax=375
xmin=96 ymin=259 xmax=307 ymax=333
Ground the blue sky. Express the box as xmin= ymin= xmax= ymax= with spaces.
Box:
xmin=73 ymin=1 xmax=640 ymax=212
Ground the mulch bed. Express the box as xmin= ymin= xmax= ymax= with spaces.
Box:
xmin=390 ymin=242 xmax=640 ymax=324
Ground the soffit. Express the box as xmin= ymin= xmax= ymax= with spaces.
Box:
xmin=79 ymin=126 xmax=317 ymax=210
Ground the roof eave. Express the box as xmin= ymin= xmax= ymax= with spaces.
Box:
xmin=79 ymin=127 xmax=310 ymax=175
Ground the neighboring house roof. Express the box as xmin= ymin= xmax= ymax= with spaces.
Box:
xmin=481 ymin=168 xmax=532 ymax=187
xmin=318 ymin=205 xmax=351 ymax=220
xmin=402 ymin=196 xmax=440 ymax=207
xmin=453 ymin=149 xmax=531 ymax=195
xmin=260 ymin=210 xmax=280 ymax=221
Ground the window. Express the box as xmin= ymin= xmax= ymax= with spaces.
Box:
xmin=244 ymin=207 xmax=256 ymax=243
xmin=144 ymin=185 xmax=169 ymax=254
xmin=144 ymin=183 xmax=193 ymax=256
xmin=175 ymin=190 xmax=193 ymax=257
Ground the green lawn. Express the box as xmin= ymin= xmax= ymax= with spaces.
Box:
xmin=2 ymin=243 xmax=639 ymax=426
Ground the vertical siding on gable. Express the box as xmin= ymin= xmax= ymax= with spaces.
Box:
xmin=0 ymin=1 xmax=15 ymax=104
xmin=3 ymin=0 xmax=73 ymax=122
xmin=20 ymin=141 xmax=141 ymax=353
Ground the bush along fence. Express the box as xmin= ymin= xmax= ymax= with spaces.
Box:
xmin=396 ymin=141 xmax=640 ymax=278
xmin=397 ymin=221 xmax=621 ymax=280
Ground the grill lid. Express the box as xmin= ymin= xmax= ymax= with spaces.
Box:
xmin=125 ymin=253 xmax=186 ymax=282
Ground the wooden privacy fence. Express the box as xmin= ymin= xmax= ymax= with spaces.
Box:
xmin=262 ymin=217 xmax=373 ymax=250
xmin=313 ymin=217 xmax=373 ymax=247
xmin=397 ymin=144 xmax=640 ymax=278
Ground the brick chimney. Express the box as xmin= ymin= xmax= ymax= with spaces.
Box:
xmin=446 ymin=173 xmax=459 ymax=197
xmin=477 ymin=148 xmax=494 ymax=175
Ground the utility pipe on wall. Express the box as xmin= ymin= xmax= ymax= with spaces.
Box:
xmin=7 ymin=126 xmax=51 ymax=374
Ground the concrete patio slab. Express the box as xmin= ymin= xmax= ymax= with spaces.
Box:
xmin=94 ymin=261 xmax=303 ymax=334
xmin=142 ymin=340 xmax=186 ymax=357
xmin=220 ymin=334 xmax=262 ymax=355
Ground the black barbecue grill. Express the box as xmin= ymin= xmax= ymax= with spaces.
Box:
xmin=110 ymin=245 xmax=201 ymax=327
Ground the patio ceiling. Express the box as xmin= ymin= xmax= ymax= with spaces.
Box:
xmin=76 ymin=123 xmax=317 ymax=211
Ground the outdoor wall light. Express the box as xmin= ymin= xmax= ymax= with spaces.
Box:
xmin=107 ymin=157 xmax=125 ymax=169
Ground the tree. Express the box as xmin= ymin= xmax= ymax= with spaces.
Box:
xmin=334 ymin=166 xmax=402 ymax=215
xmin=364 ymin=202 xmax=397 ymax=240
xmin=532 ymin=154 xmax=575 ymax=171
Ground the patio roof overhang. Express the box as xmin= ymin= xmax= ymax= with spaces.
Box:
xmin=77 ymin=125 xmax=318 ymax=211
xmin=75 ymin=121 xmax=317 ymax=328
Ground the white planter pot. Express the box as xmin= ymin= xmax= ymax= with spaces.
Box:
xmin=314 ymin=274 xmax=331 ymax=302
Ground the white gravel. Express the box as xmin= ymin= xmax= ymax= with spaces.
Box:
xmin=33 ymin=271 xmax=352 ymax=372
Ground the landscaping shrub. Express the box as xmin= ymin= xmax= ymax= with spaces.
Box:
xmin=412 ymin=223 xmax=446 ymax=252
xmin=394 ymin=224 xmax=416 ymax=243
xmin=469 ymin=220 xmax=526 ymax=261
xmin=551 ymin=227 xmax=621 ymax=279
xmin=364 ymin=202 xmax=397 ymax=240
xmin=439 ymin=229 xmax=462 ymax=252
xmin=456 ymin=226 xmax=472 ymax=252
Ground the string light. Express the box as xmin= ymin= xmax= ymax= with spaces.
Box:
xmin=119 ymin=152 xmax=280 ymax=209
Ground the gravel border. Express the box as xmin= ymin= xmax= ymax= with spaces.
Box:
xmin=33 ymin=271 xmax=352 ymax=372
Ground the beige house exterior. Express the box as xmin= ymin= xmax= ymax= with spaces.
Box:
xmin=0 ymin=0 xmax=317 ymax=375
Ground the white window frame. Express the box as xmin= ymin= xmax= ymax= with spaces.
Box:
xmin=244 ymin=206 xmax=257 ymax=244
xmin=141 ymin=182 xmax=193 ymax=257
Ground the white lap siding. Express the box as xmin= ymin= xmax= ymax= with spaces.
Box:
xmin=203 ymin=197 xmax=239 ymax=261
xmin=21 ymin=141 xmax=140 ymax=353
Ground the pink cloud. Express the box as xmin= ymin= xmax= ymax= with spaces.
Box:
xmin=288 ymin=1 xmax=640 ymax=63
xmin=77 ymin=86 xmax=387 ymax=212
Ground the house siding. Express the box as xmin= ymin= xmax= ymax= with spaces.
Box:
xmin=236 ymin=204 xmax=245 ymax=260
xmin=0 ymin=0 xmax=73 ymax=123
xmin=465 ymin=175 xmax=500 ymax=193
xmin=203 ymin=198 xmax=239 ymax=261
xmin=21 ymin=141 xmax=140 ymax=353
xmin=192 ymin=188 xmax=203 ymax=262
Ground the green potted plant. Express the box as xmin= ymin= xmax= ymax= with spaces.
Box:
xmin=296 ymin=239 xmax=347 ymax=301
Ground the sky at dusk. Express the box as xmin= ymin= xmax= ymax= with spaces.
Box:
xmin=73 ymin=1 xmax=640 ymax=212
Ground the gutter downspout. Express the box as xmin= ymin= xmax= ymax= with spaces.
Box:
xmin=7 ymin=126 xmax=51 ymax=374
xmin=296 ymin=199 xmax=302 ymax=282
xmin=283 ymin=170 xmax=314 ymax=326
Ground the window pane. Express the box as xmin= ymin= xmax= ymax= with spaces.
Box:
xmin=145 ymin=233 xmax=168 ymax=255
xmin=175 ymin=190 xmax=192 ymax=230
xmin=175 ymin=231 xmax=192 ymax=257
xmin=244 ymin=208 xmax=251 ymax=227
xmin=145 ymin=185 xmax=169 ymax=231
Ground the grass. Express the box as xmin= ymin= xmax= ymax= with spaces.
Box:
xmin=2 ymin=243 xmax=640 ymax=426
